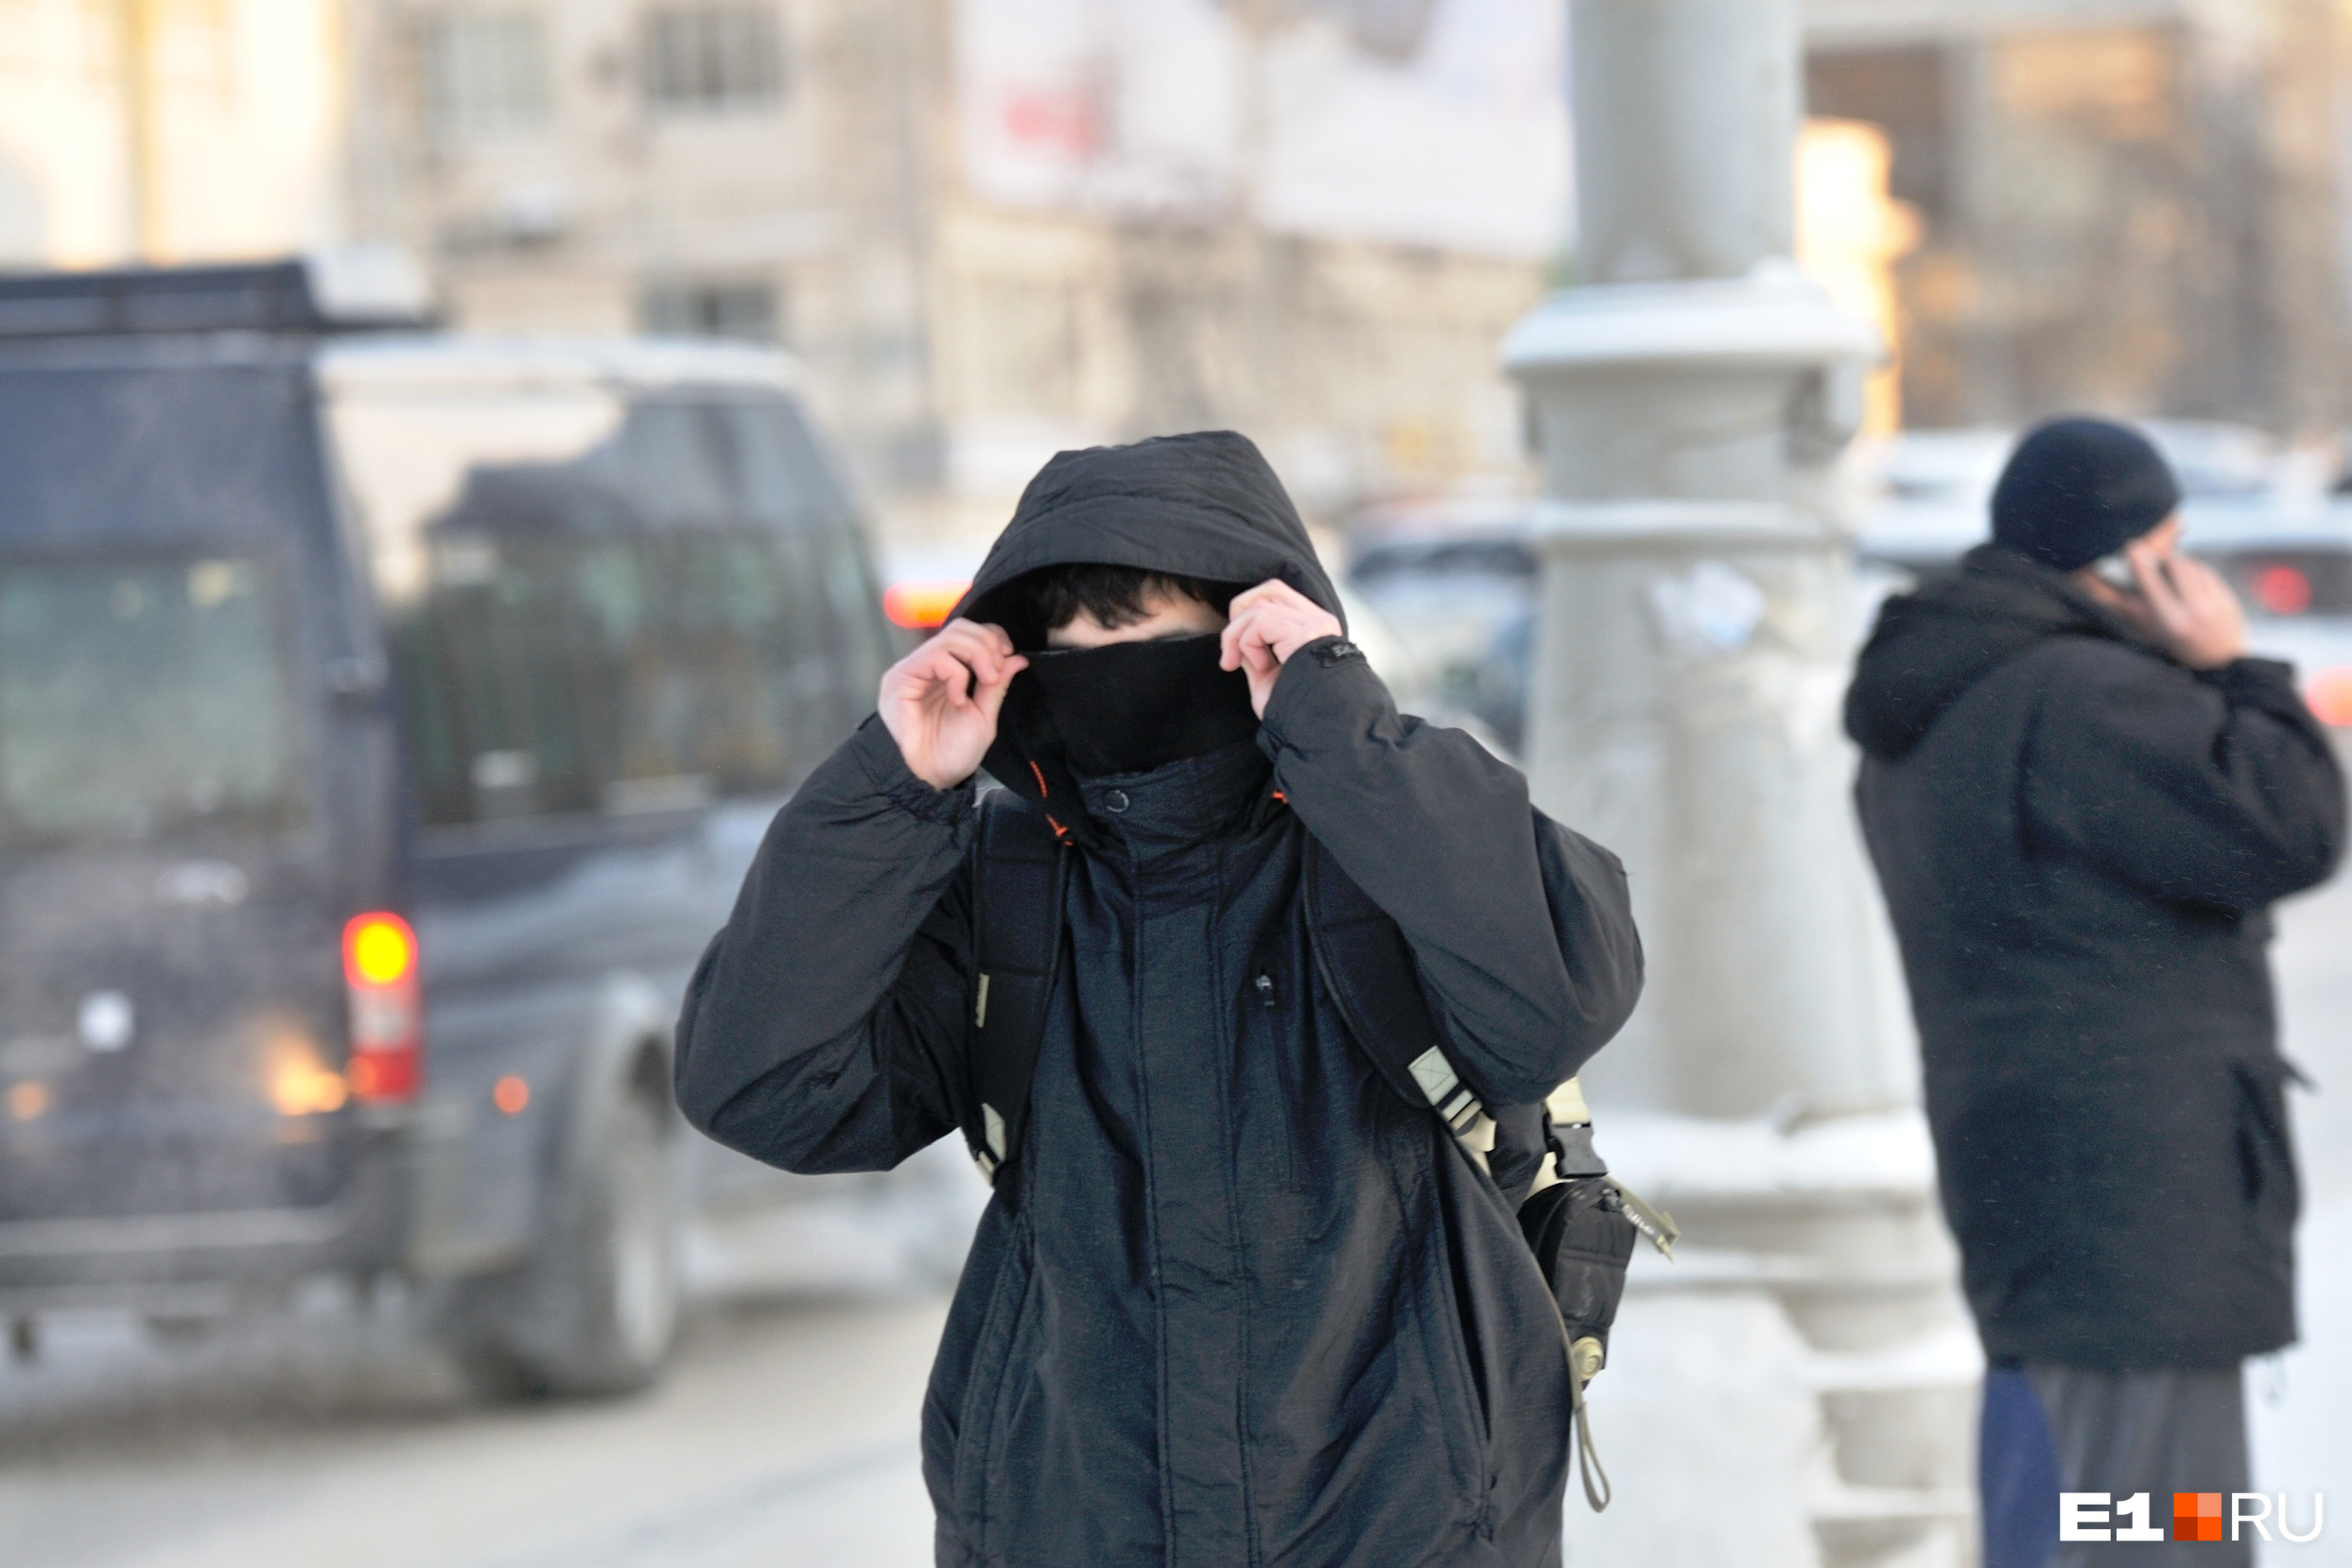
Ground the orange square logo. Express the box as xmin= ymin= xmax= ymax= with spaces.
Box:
xmin=2174 ymin=1492 xmax=2224 ymax=1542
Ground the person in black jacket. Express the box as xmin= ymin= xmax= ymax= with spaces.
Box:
xmin=1845 ymin=418 xmax=2344 ymax=1568
xmin=673 ymin=431 xmax=1643 ymax=1568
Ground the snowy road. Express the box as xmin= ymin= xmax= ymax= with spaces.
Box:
xmin=0 ymin=1287 xmax=950 ymax=1567
xmin=4 ymin=876 xmax=2349 ymax=1567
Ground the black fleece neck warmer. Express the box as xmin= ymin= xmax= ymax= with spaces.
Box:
xmin=1004 ymin=634 xmax=1258 ymax=780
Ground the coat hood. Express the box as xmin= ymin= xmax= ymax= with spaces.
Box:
xmin=951 ymin=430 xmax=1342 ymax=651
xmin=952 ymin=431 xmax=1339 ymax=830
xmin=1844 ymin=544 xmax=2133 ymax=760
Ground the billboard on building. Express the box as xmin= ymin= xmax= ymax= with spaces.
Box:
xmin=954 ymin=0 xmax=1570 ymax=259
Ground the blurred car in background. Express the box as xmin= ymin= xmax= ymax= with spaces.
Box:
xmin=1339 ymin=427 xmax=2352 ymax=758
xmin=1345 ymin=499 xmax=1540 ymax=756
xmin=1855 ymin=419 xmax=2289 ymax=529
xmin=0 ymin=254 xmax=902 ymax=1396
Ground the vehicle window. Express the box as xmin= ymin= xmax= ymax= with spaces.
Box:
xmin=0 ymin=555 xmax=300 ymax=845
xmin=329 ymin=386 xmax=880 ymax=828
xmin=718 ymin=399 xmax=895 ymax=704
xmin=2202 ymin=549 xmax=2352 ymax=618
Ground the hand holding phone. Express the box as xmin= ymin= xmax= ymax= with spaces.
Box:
xmin=2107 ymin=539 xmax=2249 ymax=670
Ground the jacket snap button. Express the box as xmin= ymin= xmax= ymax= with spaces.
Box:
xmin=1105 ymin=789 xmax=1129 ymax=813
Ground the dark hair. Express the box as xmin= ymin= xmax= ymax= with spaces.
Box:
xmin=1020 ymin=564 xmax=1240 ymax=634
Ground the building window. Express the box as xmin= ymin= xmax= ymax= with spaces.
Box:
xmin=423 ymin=9 xmax=552 ymax=140
xmin=640 ymin=279 xmax=782 ymax=344
xmin=640 ymin=4 xmax=784 ymax=113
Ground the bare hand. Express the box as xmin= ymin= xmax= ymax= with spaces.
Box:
xmin=1218 ymin=579 xmax=1346 ymax=716
xmin=879 ymin=619 xmax=1028 ymax=790
xmin=2120 ymin=540 xmax=2248 ymax=671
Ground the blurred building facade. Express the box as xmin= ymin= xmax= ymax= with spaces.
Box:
xmin=0 ymin=0 xmax=346 ymax=268
xmin=15 ymin=0 xmax=2352 ymax=521
xmin=345 ymin=0 xmax=1572 ymax=541
xmin=1805 ymin=0 xmax=2352 ymax=439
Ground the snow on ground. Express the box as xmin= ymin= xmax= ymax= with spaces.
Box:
xmin=2251 ymin=872 xmax=2352 ymax=1565
xmin=2251 ymin=1198 xmax=2352 ymax=1566
xmin=1561 ymin=1292 xmax=1825 ymax=1567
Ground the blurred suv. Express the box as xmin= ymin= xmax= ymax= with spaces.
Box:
xmin=0 ymin=254 xmax=898 ymax=1394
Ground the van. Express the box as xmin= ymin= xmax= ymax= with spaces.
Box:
xmin=0 ymin=253 xmax=899 ymax=1394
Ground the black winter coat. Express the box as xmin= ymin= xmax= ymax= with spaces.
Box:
xmin=673 ymin=434 xmax=1644 ymax=1567
xmin=1846 ymin=544 xmax=2344 ymax=1368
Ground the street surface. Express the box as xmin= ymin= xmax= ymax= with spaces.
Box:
xmin=5 ymin=875 xmax=2350 ymax=1567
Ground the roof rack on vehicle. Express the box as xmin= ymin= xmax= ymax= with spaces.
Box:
xmin=0 ymin=247 xmax=434 ymax=340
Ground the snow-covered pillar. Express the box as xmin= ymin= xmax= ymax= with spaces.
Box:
xmin=1506 ymin=8 xmax=1977 ymax=1565
xmin=1507 ymin=0 xmax=1905 ymax=1120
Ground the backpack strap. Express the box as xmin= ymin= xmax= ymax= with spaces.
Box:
xmin=965 ymin=792 xmax=1069 ymax=1200
xmin=1303 ymin=834 xmax=1577 ymax=1203
xmin=1301 ymin=834 xmax=1487 ymax=1136
xmin=1306 ymin=830 xmax=1667 ymax=1516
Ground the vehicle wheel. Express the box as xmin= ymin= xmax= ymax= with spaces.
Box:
xmin=444 ymin=1084 xmax=680 ymax=1401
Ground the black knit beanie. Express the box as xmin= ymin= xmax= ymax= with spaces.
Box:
xmin=1990 ymin=417 xmax=2182 ymax=572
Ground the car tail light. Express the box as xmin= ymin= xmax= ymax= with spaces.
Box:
xmin=342 ymin=912 xmax=421 ymax=1104
xmin=2304 ymin=668 xmax=2352 ymax=728
xmin=2254 ymin=564 xmax=2314 ymax=616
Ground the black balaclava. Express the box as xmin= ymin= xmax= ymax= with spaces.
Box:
xmin=949 ymin=431 xmax=1345 ymax=832
xmin=1010 ymin=633 xmax=1259 ymax=780
xmin=1990 ymin=417 xmax=2182 ymax=572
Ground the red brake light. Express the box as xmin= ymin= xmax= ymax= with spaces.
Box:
xmin=2304 ymin=668 xmax=2352 ymax=728
xmin=2254 ymin=565 xmax=2313 ymax=616
xmin=882 ymin=581 xmax=970 ymax=630
xmin=342 ymin=913 xmax=422 ymax=1104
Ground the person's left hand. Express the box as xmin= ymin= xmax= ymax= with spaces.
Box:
xmin=1220 ymin=579 xmax=1345 ymax=716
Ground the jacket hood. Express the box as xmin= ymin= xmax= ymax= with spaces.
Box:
xmin=1844 ymin=544 xmax=2134 ymax=760
xmin=952 ymin=431 xmax=1336 ymax=833
xmin=951 ymin=430 xmax=1342 ymax=651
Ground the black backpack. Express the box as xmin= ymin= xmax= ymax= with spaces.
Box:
xmin=955 ymin=793 xmax=1673 ymax=1510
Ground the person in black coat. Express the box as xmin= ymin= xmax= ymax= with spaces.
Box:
xmin=1845 ymin=418 xmax=2344 ymax=1568
xmin=673 ymin=431 xmax=1643 ymax=1567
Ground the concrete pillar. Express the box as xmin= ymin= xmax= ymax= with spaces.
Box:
xmin=1508 ymin=8 xmax=1975 ymax=1565
xmin=1510 ymin=1 xmax=1906 ymax=1121
xmin=1570 ymin=0 xmax=1797 ymax=285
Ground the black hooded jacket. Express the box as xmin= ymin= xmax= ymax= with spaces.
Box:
xmin=1846 ymin=544 xmax=2344 ymax=1368
xmin=673 ymin=433 xmax=1643 ymax=1566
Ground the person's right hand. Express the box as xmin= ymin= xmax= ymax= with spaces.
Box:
xmin=2123 ymin=539 xmax=2249 ymax=671
xmin=879 ymin=619 xmax=1027 ymax=790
